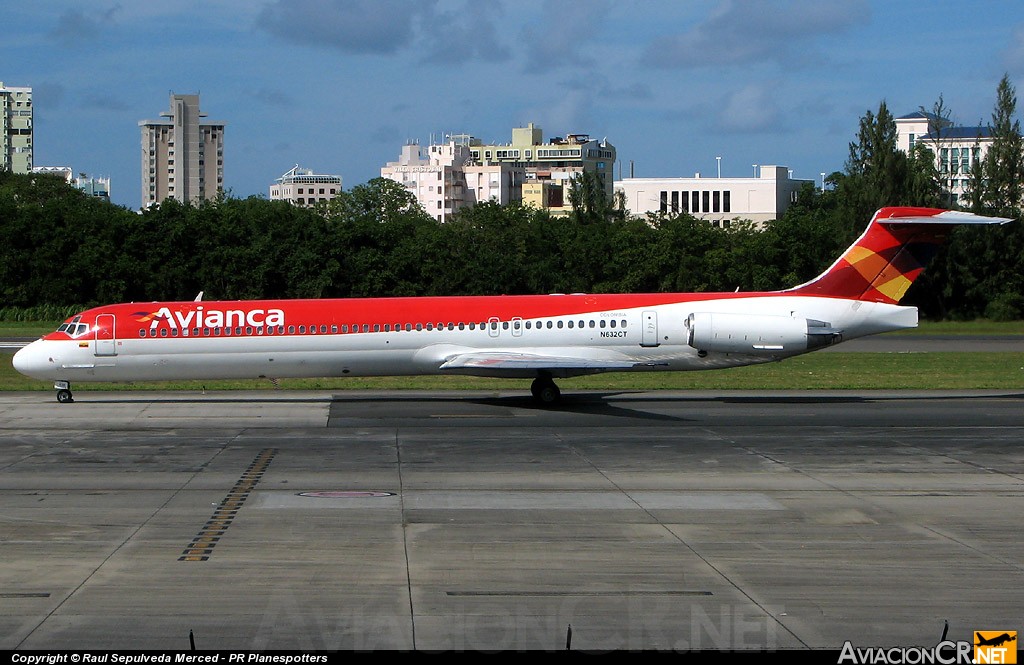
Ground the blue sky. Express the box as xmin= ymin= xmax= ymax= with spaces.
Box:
xmin=6 ymin=0 xmax=1024 ymax=209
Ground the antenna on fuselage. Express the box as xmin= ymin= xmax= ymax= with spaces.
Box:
xmin=194 ymin=291 xmax=204 ymax=302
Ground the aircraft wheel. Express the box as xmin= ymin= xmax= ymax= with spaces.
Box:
xmin=56 ymin=389 xmax=74 ymax=404
xmin=531 ymin=378 xmax=561 ymax=405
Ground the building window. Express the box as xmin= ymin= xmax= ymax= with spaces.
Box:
xmin=659 ymin=191 xmax=668 ymax=213
xmin=723 ymin=190 xmax=731 ymax=213
xmin=713 ymin=191 xmax=720 ymax=213
xmin=702 ymin=191 xmax=710 ymax=212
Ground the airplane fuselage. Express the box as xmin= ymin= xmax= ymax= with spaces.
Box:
xmin=14 ymin=291 xmax=917 ymax=385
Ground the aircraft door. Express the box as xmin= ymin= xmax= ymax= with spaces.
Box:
xmin=488 ymin=316 xmax=500 ymax=338
xmin=640 ymin=310 xmax=659 ymax=347
xmin=94 ymin=313 xmax=117 ymax=356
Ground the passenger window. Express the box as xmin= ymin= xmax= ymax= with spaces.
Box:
xmin=332 ymin=325 xmax=338 ymax=333
xmin=139 ymin=329 xmax=146 ymax=337
xmin=288 ymin=326 xmax=295 ymax=334
xmin=321 ymin=325 xmax=328 ymax=333
xmin=373 ymin=324 xmax=381 ymax=332
xmin=246 ymin=326 xmax=253 ymax=335
xmin=405 ymin=323 xmax=412 ymax=331
xmin=341 ymin=325 xmax=348 ymax=333
xmin=204 ymin=327 xmax=211 ymax=336
xmin=546 ymin=321 xmax=553 ymax=329
xmin=426 ymin=323 xmax=433 ymax=331
xmin=362 ymin=324 xmax=369 ymax=333
xmin=502 ymin=322 xmax=509 ymax=330
xmin=589 ymin=320 xmax=595 ymax=328
xmin=600 ymin=320 xmax=606 ymax=328
xmin=416 ymin=323 xmax=423 ymax=331
xmin=469 ymin=323 xmax=476 ymax=330
xmin=160 ymin=328 xmax=168 ymax=337
xmin=299 ymin=325 xmax=306 ymax=334
xmin=490 ymin=322 xmax=498 ymax=331
xmin=621 ymin=319 xmax=627 ymax=328
xmin=458 ymin=323 xmax=465 ymax=330
xmin=610 ymin=320 xmax=616 ymax=328
xmin=193 ymin=327 xmax=200 ymax=336
xmin=557 ymin=321 xmax=563 ymax=329
xmin=171 ymin=328 xmax=179 ymax=337
xmin=568 ymin=321 xmax=574 ymax=329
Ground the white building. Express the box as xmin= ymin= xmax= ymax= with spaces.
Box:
xmin=380 ymin=139 xmax=523 ymax=222
xmin=615 ymin=165 xmax=810 ymax=227
xmin=1 ymin=81 xmax=32 ymax=173
xmin=894 ymin=111 xmax=994 ymax=205
xmin=269 ymin=165 xmax=342 ymax=207
xmin=31 ymin=166 xmax=110 ymax=201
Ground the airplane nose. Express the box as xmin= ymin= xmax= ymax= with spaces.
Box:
xmin=12 ymin=341 xmax=55 ymax=380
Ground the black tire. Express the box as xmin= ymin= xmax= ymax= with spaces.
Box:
xmin=56 ymin=389 xmax=74 ymax=404
xmin=535 ymin=382 xmax=560 ymax=405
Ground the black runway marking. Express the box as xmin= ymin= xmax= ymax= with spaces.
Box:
xmin=178 ymin=448 xmax=277 ymax=561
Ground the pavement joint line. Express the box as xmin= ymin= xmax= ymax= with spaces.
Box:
xmin=178 ymin=447 xmax=277 ymax=562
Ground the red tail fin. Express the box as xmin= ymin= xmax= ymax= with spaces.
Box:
xmin=787 ymin=207 xmax=1012 ymax=303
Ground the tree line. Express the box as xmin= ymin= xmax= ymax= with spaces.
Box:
xmin=1 ymin=76 xmax=1022 ymax=321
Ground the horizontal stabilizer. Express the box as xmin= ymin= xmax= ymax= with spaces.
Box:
xmin=787 ymin=207 xmax=1015 ymax=304
xmin=875 ymin=209 xmax=1014 ymax=226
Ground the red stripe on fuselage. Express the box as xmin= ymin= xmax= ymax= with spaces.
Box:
xmin=47 ymin=292 xmax=787 ymax=340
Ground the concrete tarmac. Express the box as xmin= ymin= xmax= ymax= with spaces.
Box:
xmin=0 ymin=389 xmax=1022 ymax=652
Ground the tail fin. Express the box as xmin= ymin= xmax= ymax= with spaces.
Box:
xmin=787 ymin=207 xmax=1013 ymax=303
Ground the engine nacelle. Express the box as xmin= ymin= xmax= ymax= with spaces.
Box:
xmin=686 ymin=312 xmax=841 ymax=354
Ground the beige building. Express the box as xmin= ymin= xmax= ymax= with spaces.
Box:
xmin=895 ymin=110 xmax=994 ymax=206
xmin=139 ymin=94 xmax=225 ymax=208
xmin=269 ymin=165 xmax=342 ymax=207
xmin=380 ymin=124 xmax=615 ymax=220
xmin=615 ymin=165 xmax=810 ymax=227
xmin=469 ymin=123 xmax=616 ymax=211
xmin=1 ymin=81 xmax=33 ymax=173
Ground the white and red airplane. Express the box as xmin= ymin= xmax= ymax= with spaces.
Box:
xmin=13 ymin=206 xmax=1012 ymax=404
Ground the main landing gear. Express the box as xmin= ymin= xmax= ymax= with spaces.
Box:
xmin=55 ymin=381 xmax=74 ymax=404
xmin=530 ymin=375 xmax=561 ymax=406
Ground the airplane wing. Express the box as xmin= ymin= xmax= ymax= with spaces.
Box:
xmin=439 ymin=351 xmax=665 ymax=372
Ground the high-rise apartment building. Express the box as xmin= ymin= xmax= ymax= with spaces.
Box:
xmin=139 ymin=94 xmax=225 ymax=208
xmin=1 ymin=81 xmax=33 ymax=173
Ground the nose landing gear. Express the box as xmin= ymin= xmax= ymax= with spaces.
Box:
xmin=54 ymin=381 xmax=74 ymax=404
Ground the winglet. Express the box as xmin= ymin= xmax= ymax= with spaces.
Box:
xmin=786 ymin=207 xmax=1013 ymax=304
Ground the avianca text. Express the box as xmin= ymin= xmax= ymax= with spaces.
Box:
xmin=150 ymin=307 xmax=285 ymax=329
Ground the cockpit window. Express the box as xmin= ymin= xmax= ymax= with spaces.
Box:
xmin=57 ymin=316 xmax=85 ymax=336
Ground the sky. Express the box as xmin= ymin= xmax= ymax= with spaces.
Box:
xmin=5 ymin=0 xmax=1024 ymax=209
